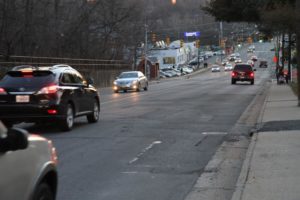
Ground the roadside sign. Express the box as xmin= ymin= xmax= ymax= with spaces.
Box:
xmin=184 ymin=32 xmax=200 ymax=37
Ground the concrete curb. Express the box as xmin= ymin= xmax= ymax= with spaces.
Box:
xmin=230 ymin=81 xmax=272 ymax=200
xmin=230 ymin=133 xmax=258 ymax=200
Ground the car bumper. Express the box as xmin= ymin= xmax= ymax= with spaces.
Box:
xmin=113 ymin=84 xmax=138 ymax=91
xmin=232 ymin=77 xmax=254 ymax=81
xmin=0 ymin=104 xmax=65 ymax=122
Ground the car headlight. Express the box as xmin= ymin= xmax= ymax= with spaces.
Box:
xmin=113 ymin=81 xmax=117 ymax=85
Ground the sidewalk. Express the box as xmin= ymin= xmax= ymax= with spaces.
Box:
xmin=232 ymin=82 xmax=300 ymax=200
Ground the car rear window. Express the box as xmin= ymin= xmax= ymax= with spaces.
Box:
xmin=0 ymin=71 xmax=56 ymax=88
xmin=234 ymin=65 xmax=252 ymax=71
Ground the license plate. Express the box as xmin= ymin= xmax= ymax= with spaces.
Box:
xmin=16 ymin=95 xmax=30 ymax=103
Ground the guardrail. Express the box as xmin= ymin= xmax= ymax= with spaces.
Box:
xmin=0 ymin=55 xmax=132 ymax=87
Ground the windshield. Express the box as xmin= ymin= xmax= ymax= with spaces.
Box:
xmin=119 ymin=72 xmax=138 ymax=79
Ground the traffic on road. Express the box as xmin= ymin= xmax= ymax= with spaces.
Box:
xmin=0 ymin=42 xmax=274 ymax=200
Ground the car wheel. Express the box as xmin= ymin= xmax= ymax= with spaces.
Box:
xmin=251 ymin=80 xmax=254 ymax=85
xmin=87 ymin=100 xmax=100 ymax=123
xmin=32 ymin=182 xmax=54 ymax=200
xmin=136 ymin=83 xmax=141 ymax=92
xmin=144 ymin=83 xmax=148 ymax=91
xmin=60 ymin=104 xmax=74 ymax=131
xmin=231 ymin=79 xmax=236 ymax=84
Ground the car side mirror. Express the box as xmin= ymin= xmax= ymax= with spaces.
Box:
xmin=0 ymin=128 xmax=28 ymax=153
xmin=87 ymin=77 xmax=94 ymax=86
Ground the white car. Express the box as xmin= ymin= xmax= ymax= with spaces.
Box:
xmin=0 ymin=121 xmax=58 ymax=200
xmin=235 ymin=58 xmax=242 ymax=63
xmin=224 ymin=64 xmax=233 ymax=71
xmin=251 ymin=55 xmax=258 ymax=62
xmin=211 ymin=65 xmax=221 ymax=72
xmin=182 ymin=67 xmax=193 ymax=74
xmin=113 ymin=71 xmax=148 ymax=93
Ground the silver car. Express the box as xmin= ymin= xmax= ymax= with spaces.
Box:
xmin=0 ymin=121 xmax=58 ymax=200
xmin=211 ymin=65 xmax=221 ymax=72
xmin=113 ymin=71 xmax=148 ymax=93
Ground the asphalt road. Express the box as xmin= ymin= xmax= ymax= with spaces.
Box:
xmin=22 ymin=42 xmax=274 ymax=200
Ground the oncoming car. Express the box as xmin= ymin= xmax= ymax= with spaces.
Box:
xmin=113 ymin=71 xmax=148 ymax=93
xmin=0 ymin=65 xmax=100 ymax=131
xmin=0 ymin=121 xmax=58 ymax=200
xmin=211 ymin=65 xmax=221 ymax=72
xmin=224 ymin=63 xmax=233 ymax=71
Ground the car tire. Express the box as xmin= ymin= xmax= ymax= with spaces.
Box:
xmin=231 ymin=79 xmax=236 ymax=84
xmin=136 ymin=83 xmax=141 ymax=92
xmin=144 ymin=83 xmax=148 ymax=91
xmin=32 ymin=182 xmax=54 ymax=200
xmin=87 ymin=100 xmax=100 ymax=123
xmin=60 ymin=104 xmax=74 ymax=131
xmin=251 ymin=80 xmax=254 ymax=85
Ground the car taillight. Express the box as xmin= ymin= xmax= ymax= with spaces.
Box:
xmin=250 ymin=72 xmax=254 ymax=77
xmin=37 ymin=85 xmax=58 ymax=94
xmin=21 ymin=71 xmax=33 ymax=78
xmin=231 ymin=72 xmax=236 ymax=77
xmin=0 ymin=87 xmax=7 ymax=95
xmin=47 ymin=109 xmax=58 ymax=114
xmin=48 ymin=140 xmax=58 ymax=165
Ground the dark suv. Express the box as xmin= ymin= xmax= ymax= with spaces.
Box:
xmin=231 ymin=64 xmax=254 ymax=85
xmin=0 ymin=65 xmax=100 ymax=131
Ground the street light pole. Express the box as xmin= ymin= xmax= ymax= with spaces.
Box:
xmin=144 ymin=24 xmax=148 ymax=78
xmin=219 ymin=22 xmax=223 ymax=62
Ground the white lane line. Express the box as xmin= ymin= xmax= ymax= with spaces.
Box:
xmin=202 ymin=132 xmax=228 ymax=135
xmin=121 ymin=172 xmax=138 ymax=174
xmin=129 ymin=141 xmax=162 ymax=164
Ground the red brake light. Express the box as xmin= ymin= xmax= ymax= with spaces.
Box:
xmin=250 ymin=72 xmax=254 ymax=77
xmin=231 ymin=72 xmax=236 ymax=77
xmin=47 ymin=109 xmax=58 ymax=114
xmin=0 ymin=87 xmax=7 ymax=95
xmin=38 ymin=85 xmax=58 ymax=94
xmin=21 ymin=71 xmax=33 ymax=78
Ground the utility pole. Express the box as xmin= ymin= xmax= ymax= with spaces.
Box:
xmin=219 ymin=22 xmax=223 ymax=62
xmin=296 ymin=0 xmax=300 ymax=106
xmin=144 ymin=24 xmax=148 ymax=78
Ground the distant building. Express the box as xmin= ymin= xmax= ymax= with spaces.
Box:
xmin=146 ymin=40 xmax=198 ymax=69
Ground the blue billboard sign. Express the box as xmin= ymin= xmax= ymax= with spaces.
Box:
xmin=184 ymin=32 xmax=200 ymax=37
